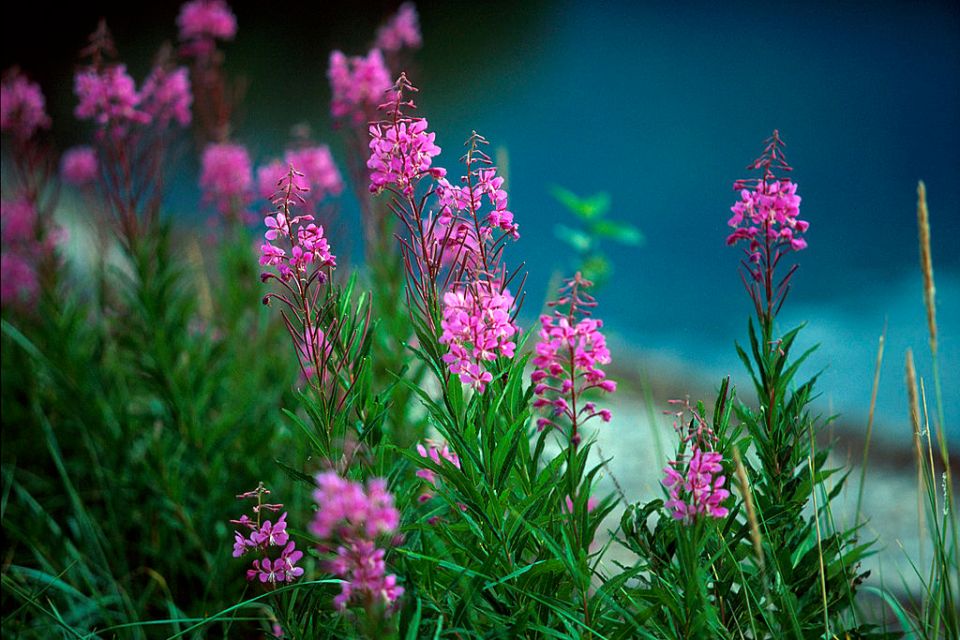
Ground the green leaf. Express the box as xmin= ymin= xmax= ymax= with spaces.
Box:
xmin=554 ymin=224 xmax=593 ymax=252
xmin=591 ymin=219 xmax=644 ymax=245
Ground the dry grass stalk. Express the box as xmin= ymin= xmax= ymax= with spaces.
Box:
xmin=732 ymin=446 xmax=764 ymax=572
xmin=917 ymin=181 xmax=937 ymax=357
xmin=187 ymin=237 xmax=215 ymax=322
xmin=920 ymin=380 xmax=940 ymax=517
xmin=855 ymin=326 xmax=885 ymax=525
xmin=906 ymin=348 xmax=926 ymax=566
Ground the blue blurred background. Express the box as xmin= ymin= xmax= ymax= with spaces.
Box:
xmin=5 ymin=0 xmax=957 ymax=443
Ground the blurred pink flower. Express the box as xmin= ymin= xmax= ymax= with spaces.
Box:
xmin=177 ymin=0 xmax=237 ymax=43
xmin=0 ymin=252 xmax=38 ymax=307
xmin=60 ymin=146 xmax=98 ymax=186
xmin=328 ymin=49 xmax=391 ymax=126
xmin=200 ymin=142 xmax=252 ymax=215
xmin=311 ymin=471 xmax=404 ymax=613
xmin=285 ymin=145 xmax=343 ymax=203
xmin=0 ymin=69 xmax=50 ymax=139
xmin=74 ymin=65 xmax=149 ymax=128
xmin=140 ymin=66 xmax=192 ymax=127
xmin=375 ymin=3 xmax=422 ymax=53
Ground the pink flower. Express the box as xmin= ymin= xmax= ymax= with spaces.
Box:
xmin=231 ymin=486 xmax=302 ymax=585
xmin=285 ymin=145 xmax=343 ymax=203
xmin=368 ymin=116 xmax=444 ymax=198
xmin=1 ymin=198 xmax=36 ymax=246
xmin=726 ymin=179 xmax=807 ymax=257
xmin=531 ymin=274 xmax=615 ymax=442
xmin=328 ymin=49 xmax=392 ymax=126
xmin=0 ymin=69 xmax=50 ymax=139
xmin=60 ymin=146 xmax=98 ymax=186
xmin=200 ymin=142 xmax=252 ymax=216
xmin=375 ymin=3 xmax=422 ymax=52
xmin=563 ymin=494 xmax=599 ymax=514
xmin=439 ymin=282 xmax=519 ymax=394
xmin=0 ymin=251 xmax=38 ymax=307
xmin=139 ymin=66 xmax=192 ymax=127
xmin=662 ymin=445 xmax=730 ymax=524
xmin=177 ymin=0 xmax=237 ymax=43
xmin=415 ymin=440 xmax=461 ymax=486
xmin=258 ymin=169 xmax=336 ymax=283
xmin=311 ymin=472 xmax=404 ymax=613
xmin=435 ymin=166 xmax=518 ymax=240
xmin=251 ymin=512 xmax=289 ymax=547
xmin=368 ymin=117 xmax=444 ymax=197
xmin=329 ymin=541 xmax=404 ymax=611
xmin=74 ymin=65 xmax=149 ymax=128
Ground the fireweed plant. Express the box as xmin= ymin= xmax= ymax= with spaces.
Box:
xmin=616 ymin=132 xmax=880 ymax=639
xmin=327 ymin=9 xmax=432 ymax=452
xmin=2 ymin=5 xmax=304 ymax=638
xmin=1 ymin=2 xmax=950 ymax=638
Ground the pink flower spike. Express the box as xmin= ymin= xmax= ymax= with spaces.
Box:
xmin=662 ymin=442 xmax=730 ymax=525
xmin=531 ymin=273 xmax=614 ymax=445
xmin=438 ymin=282 xmax=519 ymax=394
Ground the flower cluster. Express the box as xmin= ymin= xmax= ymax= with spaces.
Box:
xmin=661 ymin=401 xmax=730 ymax=524
xmin=177 ymin=0 xmax=237 ymax=55
xmin=200 ymin=142 xmax=252 ymax=217
xmin=1 ymin=198 xmax=61 ymax=308
xmin=74 ymin=64 xmax=149 ymax=129
xmin=368 ymin=117 xmax=444 ymax=198
xmin=439 ymin=282 xmax=519 ymax=393
xmin=531 ymin=274 xmax=615 ymax=444
xmin=60 ymin=146 xmax=98 ymax=186
xmin=310 ymin=471 xmax=404 ymax=613
xmin=0 ymin=252 xmax=39 ymax=307
xmin=0 ymin=69 xmax=50 ymax=140
xmin=727 ymin=131 xmax=808 ymax=319
xmin=435 ymin=165 xmax=518 ymax=240
xmin=367 ymin=77 xmax=525 ymax=383
xmin=726 ymin=179 xmax=807 ymax=257
xmin=230 ymin=485 xmax=303 ymax=585
xmin=139 ymin=65 xmax=193 ymax=127
xmin=663 ymin=446 xmax=730 ymax=523
xmin=375 ymin=3 xmax=422 ymax=53
xmin=328 ymin=49 xmax=392 ymax=127
xmin=259 ymin=167 xmax=336 ymax=283
xmin=258 ymin=145 xmax=343 ymax=207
